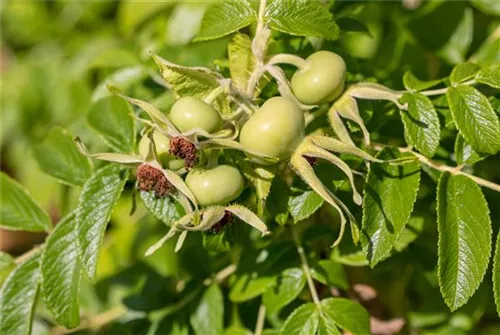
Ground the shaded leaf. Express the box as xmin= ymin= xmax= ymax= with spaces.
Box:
xmin=263 ymin=268 xmax=306 ymax=313
xmin=279 ymin=303 xmax=319 ymax=335
xmin=494 ymin=232 xmax=500 ymax=317
xmin=228 ymin=33 xmax=255 ymax=92
xmin=454 ymin=134 xmax=484 ymax=165
xmin=0 ymin=252 xmax=15 ymax=288
xmin=88 ymin=96 xmax=135 ymax=153
xmin=0 ymin=172 xmax=51 ymax=232
xmin=470 ymin=0 xmax=500 ymax=16
xmin=139 ymin=191 xmax=182 ymax=226
xmin=447 ymin=85 xmax=500 ymax=154
xmin=403 ymin=71 xmax=442 ymax=92
xmin=311 ymin=260 xmax=348 ymax=289
xmin=190 ymin=284 xmax=223 ymax=335
xmin=361 ymin=149 xmax=421 ymax=266
xmin=77 ymin=165 xmax=128 ymax=279
xmin=42 ymin=212 xmax=81 ymax=328
xmin=288 ymin=190 xmax=324 ymax=223
xmin=265 ymin=0 xmax=339 ymax=39
xmin=195 ymin=0 xmax=256 ymax=41
xmin=229 ymin=274 xmax=276 ymax=302
xmin=320 ymin=298 xmax=371 ymax=335
xmin=33 ymin=127 xmax=92 ymax=186
xmin=438 ymin=8 xmax=473 ymax=64
xmin=0 ymin=252 xmax=41 ymax=335
xmin=266 ymin=177 xmax=290 ymax=226
xmin=437 ymin=173 xmax=492 ymax=311
xmin=400 ymin=93 xmax=441 ymax=157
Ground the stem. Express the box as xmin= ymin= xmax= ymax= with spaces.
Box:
xmin=254 ymin=304 xmax=266 ymax=335
xmin=420 ymin=79 xmax=476 ymax=96
xmin=203 ymin=86 xmax=226 ymax=105
xmin=370 ymin=143 xmax=500 ymax=193
xmin=203 ymin=263 xmax=237 ymax=285
xmin=256 ymin=0 xmax=267 ymax=34
xmin=267 ymin=53 xmax=308 ymax=69
xmin=292 ymin=227 xmax=321 ymax=305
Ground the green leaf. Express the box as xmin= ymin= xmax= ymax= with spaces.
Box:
xmin=203 ymin=231 xmax=232 ymax=252
xmin=33 ymin=127 xmax=92 ymax=186
xmin=88 ymin=48 xmax=139 ymax=69
xmin=0 ymin=252 xmax=15 ymax=288
xmin=42 ymin=212 xmax=81 ymax=329
xmin=475 ymin=64 xmax=500 ymax=88
xmin=437 ymin=173 xmax=492 ymax=311
xmin=360 ymin=149 xmax=421 ymax=267
xmin=265 ymin=0 xmax=339 ymax=39
xmin=403 ymin=71 xmax=442 ymax=92
xmin=190 ymin=284 xmax=223 ymax=335
xmin=263 ymin=268 xmax=306 ymax=313
xmin=470 ymin=0 xmax=500 ymax=16
xmin=320 ymin=298 xmax=370 ymax=335
xmin=92 ymin=66 xmax=148 ymax=102
xmin=195 ymin=0 xmax=256 ymax=42
xmin=288 ymin=190 xmax=324 ymax=223
xmin=153 ymin=54 xmax=231 ymax=115
xmin=438 ymin=8 xmax=473 ymax=64
xmin=118 ymin=1 xmax=175 ymax=35
xmin=88 ymin=96 xmax=135 ymax=153
xmin=454 ymin=134 xmax=484 ymax=165
xmin=228 ymin=33 xmax=255 ymax=92
xmin=318 ymin=313 xmax=341 ymax=335
xmin=447 ymin=85 xmax=500 ymax=154
xmin=77 ymin=165 xmax=128 ymax=279
xmin=0 ymin=252 xmax=41 ymax=335
xmin=311 ymin=260 xmax=348 ymax=289
xmin=494 ymin=231 xmax=500 ymax=317
xmin=450 ymin=63 xmax=481 ymax=84
xmin=279 ymin=303 xmax=319 ymax=335
xmin=139 ymin=191 xmax=181 ymax=226
xmin=229 ymin=274 xmax=276 ymax=302
xmin=0 ymin=172 xmax=51 ymax=232
xmin=400 ymin=93 xmax=441 ymax=157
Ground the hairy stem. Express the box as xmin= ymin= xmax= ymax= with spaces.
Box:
xmin=53 ymin=305 xmax=127 ymax=335
xmin=267 ymin=53 xmax=308 ymax=69
xmin=256 ymin=0 xmax=267 ymax=34
xmin=419 ymin=79 xmax=476 ymax=96
xmin=254 ymin=304 xmax=267 ymax=335
xmin=371 ymin=143 xmax=500 ymax=193
xmin=292 ymin=227 xmax=321 ymax=305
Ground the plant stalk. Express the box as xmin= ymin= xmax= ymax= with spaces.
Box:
xmin=292 ymin=227 xmax=321 ymax=305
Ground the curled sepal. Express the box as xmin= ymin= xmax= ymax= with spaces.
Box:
xmin=225 ymin=205 xmax=269 ymax=236
xmin=200 ymin=138 xmax=279 ymax=164
xmin=198 ymin=206 xmax=226 ymax=231
xmin=181 ymin=125 xmax=238 ymax=144
xmin=308 ymin=136 xmax=383 ymax=163
xmin=347 ymin=83 xmax=406 ymax=109
xmin=266 ymin=65 xmax=316 ymax=110
xmin=160 ymin=168 xmax=199 ymax=210
xmin=290 ymin=153 xmax=349 ymax=247
xmin=328 ymin=108 xmax=355 ymax=146
xmin=175 ymin=230 xmax=188 ymax=252
xmin=298 ymin=141 xmax=362 ymax=205
xmin=107 ymin=85 xmax=179 ymax=136
xmin=145 ymin=217 xmax=191 ymax=256
xmin=74 ymin=137 xmax=144 ymax=166
xmin=329 ymin=94 xmax=370 ymax=145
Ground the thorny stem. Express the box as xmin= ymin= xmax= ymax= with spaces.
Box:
xmin=292 ymin=227 xmax=321 ymax=305
xmin=371 ymin=143 xmax=500 ymax=193
xmin=254 ymin=304 xmax=267 ymax=335
xmin=246 ymin=0 xmax=269 ymax=97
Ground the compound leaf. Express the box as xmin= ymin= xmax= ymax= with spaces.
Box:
xmin=279 ymin=303 xmax=319 ymax=335
xmin=0 ymin=252 xmax=42 ymax=335
xmin=42 ymin=212 xmax=81 ymax=329
xmin=77 ymin=165 xmax=128 ymax=279
xmin=33 ymin=127 xmax=92 ymax=186
xmin=265 ymin=0 xmax=339 ymax=39
xmin=190 ymin=284 xmax=223 ymax=335
xmin=437 ymin=173 xmax=492 ymax=311
xmin=320 ymin=298 xmax=370 ymax=335
xmin=263 ymin=268 xmax=306 ymax=313
xmin=361 ymin=149 xmax=420 ymax=267
xmin=447 ymin=85 xmax=500 ymax=154
xmin=0 ymin=172 xmax=51 ymax=232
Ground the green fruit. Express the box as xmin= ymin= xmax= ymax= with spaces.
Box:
xmin=291 ymin=51 xmax=346 ymax=105
xmin=185 ymin=165 xmax=244 ymax=206
xmin=138 ymin=131 xmax=184 ymax=170
xmin=239 ymin=97 xmax=305 ymax=164
xmin=169 ymin=97 xmax=222 ymax=133
xmin=341 ymin=22 xmax=382 ymax=59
